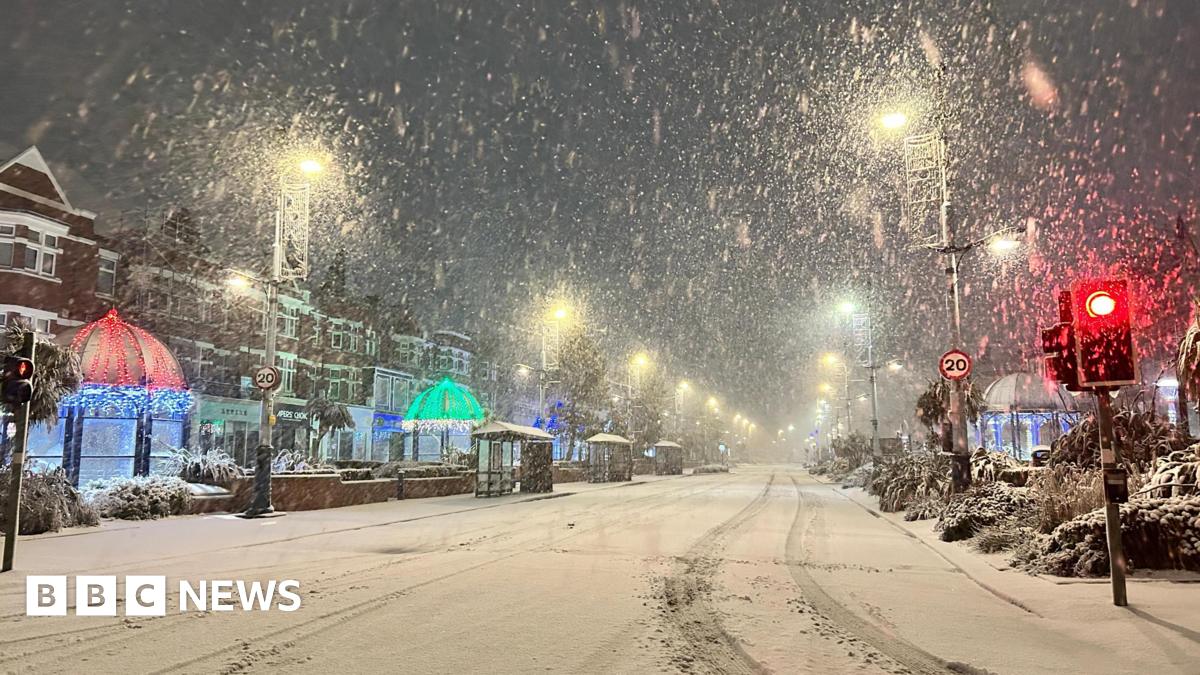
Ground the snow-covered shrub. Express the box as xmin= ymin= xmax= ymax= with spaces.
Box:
xmin=1142 ymin=448 xmax=1199 ymax=498
xmin=84 ymin=476 xmax=192 ymax=520
xmin=971 ymin=524 xmax=1032 ymax=553
xmin=1050 ymin=409 xmax=1187 ymax=471
xmin=164 ymin=445 xmax=243 ymax=486
xmin=693 ymin=464 xmax=730 ymax=474
xmin=840 ymin=462 xmax=874 ymax=488
xmin=0 ymin=466 xmax=98 ymax=534
xmin=936 ymin=482 xmax=1033 ymax=542
xmin=1011 ymin=496 xmax=1200 ymax=577
xmin=1026 ymin=465 xmax=1105 ymax=533
xmin=903 ymin=495 xmax=946 ymax=521
xmin=337 ymin=468 xmax=375 ymax=481
xmin=373 ymin=462 xmax=468 ymax=479
xmin=272 ymin=449 xmax=335 ymax=474
xmin=970 ymin=448 xmax=1019 ymax=484
xmin=869 ymin=451 xmax=950 ymax=512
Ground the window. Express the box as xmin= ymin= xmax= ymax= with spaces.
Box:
xmin=33 ymin=318 xmax=51 ymax=335
xmin=277 ymin=304 xmax=299 ymax=339
xmin=0 ymin=225 xmax=14 ymax=236
xmin=97 ymin=258 xmax=117 ymax=296
xmin=330 ymin=325 xmax=344 ymax=350
xmin=347 ymin=367 xmax=361 ymax=402
xmin=391 ymin=377 xmax=409 ymax=412
xmin=23 ymin=232 xmax=58 ymax=277
xmin=0 ymin=241 xmax=11 ymax=267
xmin=278 ymin=355 xmax=296 ymax=393
xmin=365 ymin=331 xmax=378 ymax=358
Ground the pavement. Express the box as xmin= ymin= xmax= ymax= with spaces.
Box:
xmin=0 ymin=466 xmax=1196 ymax=674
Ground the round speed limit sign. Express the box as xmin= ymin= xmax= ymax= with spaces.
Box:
xmin=253 ymin=365 xmax=281 ymax=391
xmin=939 ymin=350 xmax=972 ymax=381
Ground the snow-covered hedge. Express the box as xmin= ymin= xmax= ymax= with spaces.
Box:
xmin=0 ymin=466 xmax=98 ymax=534
xmin=84 ymin=476 xmax=192 ymax=520
xmin=970 ymin=448 xmax=1019 ymax=484
xmin=840 ymin=462 xmax=874 ymax=488
xmin=1142 ymin=448 xmax=1199 ymax=499
xmin=1011 ymin=495 xmax=1200 ymax=577
xmin=693 ymin=464 xmax=730 ymax=474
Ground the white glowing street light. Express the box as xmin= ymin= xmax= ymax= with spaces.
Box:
xmin=880 ymin=111 xmax=908 ymax=130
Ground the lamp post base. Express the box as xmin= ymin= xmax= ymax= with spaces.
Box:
xmin=240 ymin=443 xmax=280 ymax=518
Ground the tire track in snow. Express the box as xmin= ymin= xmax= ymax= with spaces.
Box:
xmin=655 ymin=472 xmax=776 ymax=674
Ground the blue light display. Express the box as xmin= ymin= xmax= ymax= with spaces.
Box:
xmin=61 ymin=384 xmax=194 ymax=418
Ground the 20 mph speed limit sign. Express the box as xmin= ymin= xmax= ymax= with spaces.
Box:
xmin=253 ymin=366 xmax=281 ymax=391
xmin=939 ymin=350 xmax=972 ymax=381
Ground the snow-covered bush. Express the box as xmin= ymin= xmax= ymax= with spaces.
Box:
xmin=1142 ymin=448 xmax=1199 ymax=498
xmin=903 ymin=495 xmax=946 ymax=522
xmin=693 ymin=464 xmax=730 ymax=474
xmin=936 ymin=482 xmax=1033 ymax=542
xmin=337 ymin=468 xmax=375 ymax=481
xmin=840 ymin=462 xmax=874 ymax=488
xmin=970 ymin=448 xmax=1019 ymax=484
xmin=0 ymin=466 xmax=98 ymax=534
xmin=272 ymin=449 xmax=335 ymax=474
xmin=1026 ymin=465 xmax=1106 ymax=533
xmin=1050 ymin=409 xmax=1187 ymax=471
xmin=868 ymin=451 xmax=950 ymax=512
xmin=971 ymin=524 xmax=1033 ymax=553
xmin=1011 ymin=496 xmax=1200 ymax=577
xmin=163 ymin=445 xmax=243 ymax=486
xmin=84 ymin=476 xmax=192 ymax=520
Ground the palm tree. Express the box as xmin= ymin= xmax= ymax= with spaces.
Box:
xmin=304 ymin=396 xmax=355 ymax=460
xmin=1 ymin=323 xmax=82 ymax=427
xmin=914 ymin=378 xmax=984 ymax=450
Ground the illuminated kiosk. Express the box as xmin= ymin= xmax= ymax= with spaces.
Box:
xmin=401 ymin=377 xmax=485 ymax=462
xmin=35 ymin=309 xmax=193 ymax=485
xmin=653 ymin=440 xmax=683 ymax=475
xmin=586 ymin=432 xmax=634 ymax=483
xmin=979 ymin=372 xmax=1082 ymax=461
xmin=471 ymin=421 xmax=553 ymax=497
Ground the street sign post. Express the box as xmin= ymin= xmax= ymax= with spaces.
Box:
xmin=938 ymin=349 xmax=972 ymax=381
xmin=253 ymin=366 xmax=281 ymax=391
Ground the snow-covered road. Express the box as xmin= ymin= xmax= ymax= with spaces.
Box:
xmin=1 ymin=467 xmax=1197 ymax=674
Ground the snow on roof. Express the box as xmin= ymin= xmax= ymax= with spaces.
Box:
xmin=472 ymin=420 xmax=554 ymax=440
xmin=653 ymin=440 xmax=682 ymax=448
xmin=586 ymin=432 xmax=632 ymax=445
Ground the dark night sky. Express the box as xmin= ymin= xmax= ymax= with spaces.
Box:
xmin=2 ymin=0 xmax=1198 ymax=432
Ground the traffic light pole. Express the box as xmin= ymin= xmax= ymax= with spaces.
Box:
xmin=1094 ymin=389 xmax=1128 ymax=606
xmin=2 ymin=331 xmax=36 ymax=572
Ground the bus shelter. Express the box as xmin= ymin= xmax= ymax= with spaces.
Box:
xmin=471 ymin=421 xmax=554 ymax=497
xmin=586 ymin=432 xmax=633 ymax=483
xmin=653 ymin=440 xmax=683 ymax=475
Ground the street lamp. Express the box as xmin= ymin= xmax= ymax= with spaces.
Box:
xmin=243 ymin=155 xmax=325 ymax=518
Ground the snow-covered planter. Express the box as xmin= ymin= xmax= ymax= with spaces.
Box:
xmin=163 ymin=446 xmax=243 ymax=486
xmin=1011 ymin=495 xmax=1200 ymax=577
xmin=84 ymin=476 xmax=192 ymax=520
xmin=935 ymin=482 xmax=1033 ymax=542
xmin=0 ymin=466 xmax=98 ymax=534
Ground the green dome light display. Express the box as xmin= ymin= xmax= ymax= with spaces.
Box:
xmin=401 ymin=377 xmax=486 ymax=433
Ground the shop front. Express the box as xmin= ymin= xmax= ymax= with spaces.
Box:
xmin=372 ymin=412 xmax=406 ymax=461
xmin=195 ymin=395 xmax=260 ymax=468
xmin=274 ymin=398 xmax=311 ymax=455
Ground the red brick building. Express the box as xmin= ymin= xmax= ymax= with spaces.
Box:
xmin=0 ymin=147 xmax=118 ymax=335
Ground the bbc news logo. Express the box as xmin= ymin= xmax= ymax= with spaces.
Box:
xmin=27 ymin=576 xmax=302 ymax=616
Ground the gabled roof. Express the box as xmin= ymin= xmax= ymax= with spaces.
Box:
xmin=586 ymin=433 xmax=632 ymax=445
xmin=0 ymin=146 xmax=73 ymax=210
xmin=472 ymin=420 xmax=554 ymax=440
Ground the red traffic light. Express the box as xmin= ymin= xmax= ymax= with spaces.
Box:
xmin=1085 ymin=291 xmax=1116 ymax=318
xmin=1070 ymin=278 xmax=1137 ymax=387
xmin=2 ymin=355 xmax=35 ymax=405
xmin=14 ymin=360 xmax=32 ymax=378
